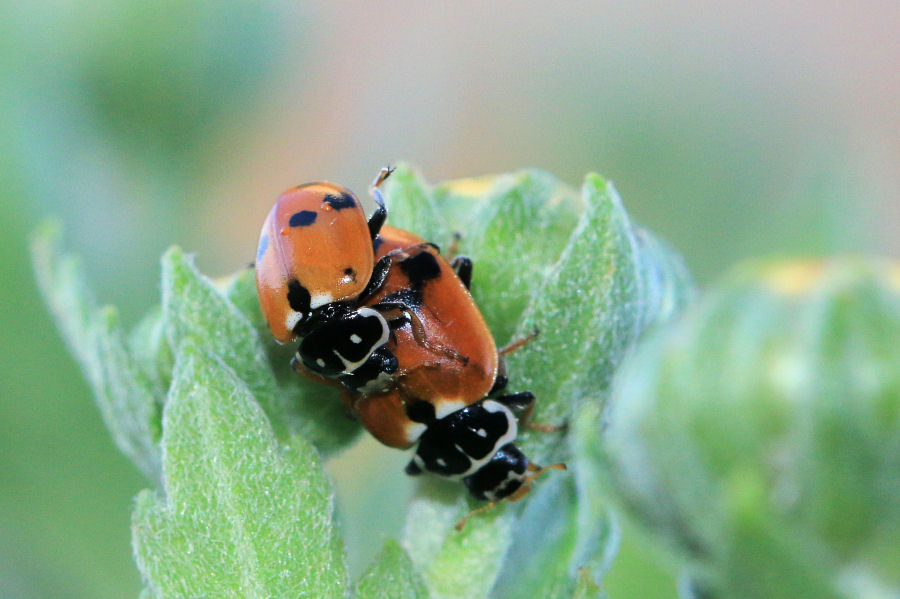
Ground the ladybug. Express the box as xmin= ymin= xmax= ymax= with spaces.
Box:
xmin=255 ymin=169 xmax=563 ymax=521
xmin=351 ymin=228 xmax=561 ymax=508
xmin=255 ymin=168 xmax=402 ymax=393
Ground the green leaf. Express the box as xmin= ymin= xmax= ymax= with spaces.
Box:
xmin=381 ymin=164 xmax=447 ymax=248
xmin=162 ymin=247 xmax=358 ymax=454
xmin=395 ymin=171 xmax=690 ymax=599
xmin=127 ymin=306 xmax=172 ymax=397
xmin=132 ymin=343 xmax=346 ymax=598
xmin=492 ymin=415 xmax=618 ymax=599
xmin=458 ymin=170 xmax=581 ymax=344
xmin=599 ymin=259 xmax=900 ymax=598
xmin=402 ymin=489 xmax=517 ymax=599
xmin=572 ymin=567 xmax=605 ymax=599
xmin=507 ymin=175 xmax=645 ymax=462
xmin=491 ymin=476 xmax=582 ymax=599
xmin=631 ymin=226 xmax=695 ymax=332
xmin=354 ymin=539 xmax=429 ymax=599
xmin=30 ymin=222 xmax=162 ymax=480
xmin=220 ymin=267 xmax=361 ymax=454
xmin=32 ymin=166 xmax=696 ymax=598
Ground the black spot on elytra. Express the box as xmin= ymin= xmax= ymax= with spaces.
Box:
xmin=399 ymin=251 xmax=441 ymax=288
xmin=344 ymin=267 xmax=357 ymax=282
xmin=256 ymin=233 xmax=269 ymax=263
xmin=287 ymin=280 xmax=311 ymax=315
xmin=289 ymin=210 xmax=317 ymax=227
xmin=323 ymin=193 xmax=356 ymax=210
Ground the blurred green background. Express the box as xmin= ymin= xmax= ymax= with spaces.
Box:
xmin=1 ymin=2 xmax=897 ymax=597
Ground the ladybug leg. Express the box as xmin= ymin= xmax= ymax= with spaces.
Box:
xmin=367 ymin=166 xmax=394 ymax=239
xmin=493 ymin=391 xmax=535 ymax=412
xmin=493 ymin=386 xmax=566 ymax=433
xmin=511 ymin=462 xmax=567 ymax=499
xmin=447 ymin=232 xmax=462 ymax=258
xmin=493 ymin=391 xmax=539 ymax=431
xmin=358 ymin=255 xmax=392 ymax=302
xmin=455 ymin=500 xmax=499 ymax=531
xmin=340 ymin=388 xmax=361 ymax=419
xmin=450 ymin=256 xmax=473 ymax=289
xmin=454 ymin=463 xmax=567 ymax=530
xmin=404 ymin=460 xmax=424 ymax=475
xmin=499 ymin=328 xmax=540 ymax=356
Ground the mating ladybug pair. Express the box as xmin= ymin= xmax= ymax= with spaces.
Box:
xmin=255 ymin=168 xmax=562 ymax=523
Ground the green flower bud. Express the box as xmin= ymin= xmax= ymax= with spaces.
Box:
xmin=599 ymin=259 xmax=900 ymax=599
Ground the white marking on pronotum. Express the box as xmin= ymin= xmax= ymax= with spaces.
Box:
xmin=458 ymin=400 xmax=518 ymax=478
xmin=429 ymin=400 xmax=519 ymax=481
xmin=333 ymin=308 xmax=390 ymax=372
xmin=316 ymin=358 xmax=326 ymax=368
xmin=476 ymin=428 xmax=487 ymax=438
xmin=350 ymin=334 xmax=362 ymax=344
xmin=285 ymin=310 xmax=304 ymax=332
xmin=404 ymin=422 xmax=427 ymax=444
xmin=434 ymin=399 xmax=467 ymax=420
xmin=309 ymin=292 xmax=334 ymax=309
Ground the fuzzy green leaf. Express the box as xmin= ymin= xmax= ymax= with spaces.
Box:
xmin=133 ymin=343 xmax=346 ymax=598
xmin=220 ymin=267 xmax=361 ymax=454
xmin=161 ymin=247 xmax=288 ymax=436
xmin=381 ymin=164 xmax=447 ymax=248
xmin=402 ymin=490 xmax=516 ymax=599
xmin=491 ymin=476 xmax=582 ymax=599
xmin=354 ymin=539 xmax=429 ymax=599
xmin=572 ymin=567 xmax=605 ymax=599
xmin=492 ymin=409 xmax=618 ymax=599
xmin=127 ymin=306 xmax=173 ymax=397
xmin=508 ymin=175 xmax=646 ymax=461
xmin=631 ymin=226 xmax=695 ymax=332
xmin=162 ymin=247 xmax=357 ymax=453
xmin=30 ymin=222 xmax=162 ymax=480
xmin=32 ymin=166 xmax=696 ymax=598
xmin=397 ymin=171 xmax=691 ymax=599
xmin=454 ymin=170 xmax=581 ymax=344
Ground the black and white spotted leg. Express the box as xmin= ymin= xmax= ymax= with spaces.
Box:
xmin=358 ymin=255 xmax=392 ymax=303
xmin=493 ymin=391 xmax=536 ymax=413
xmin=367 ymin=166 xmax=394 ymax=239
xmin=450 ymin=256 xmax=473 ymax=289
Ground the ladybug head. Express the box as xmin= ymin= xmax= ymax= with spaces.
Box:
xmin=462 ymin=443 xmax=529 ymax=502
